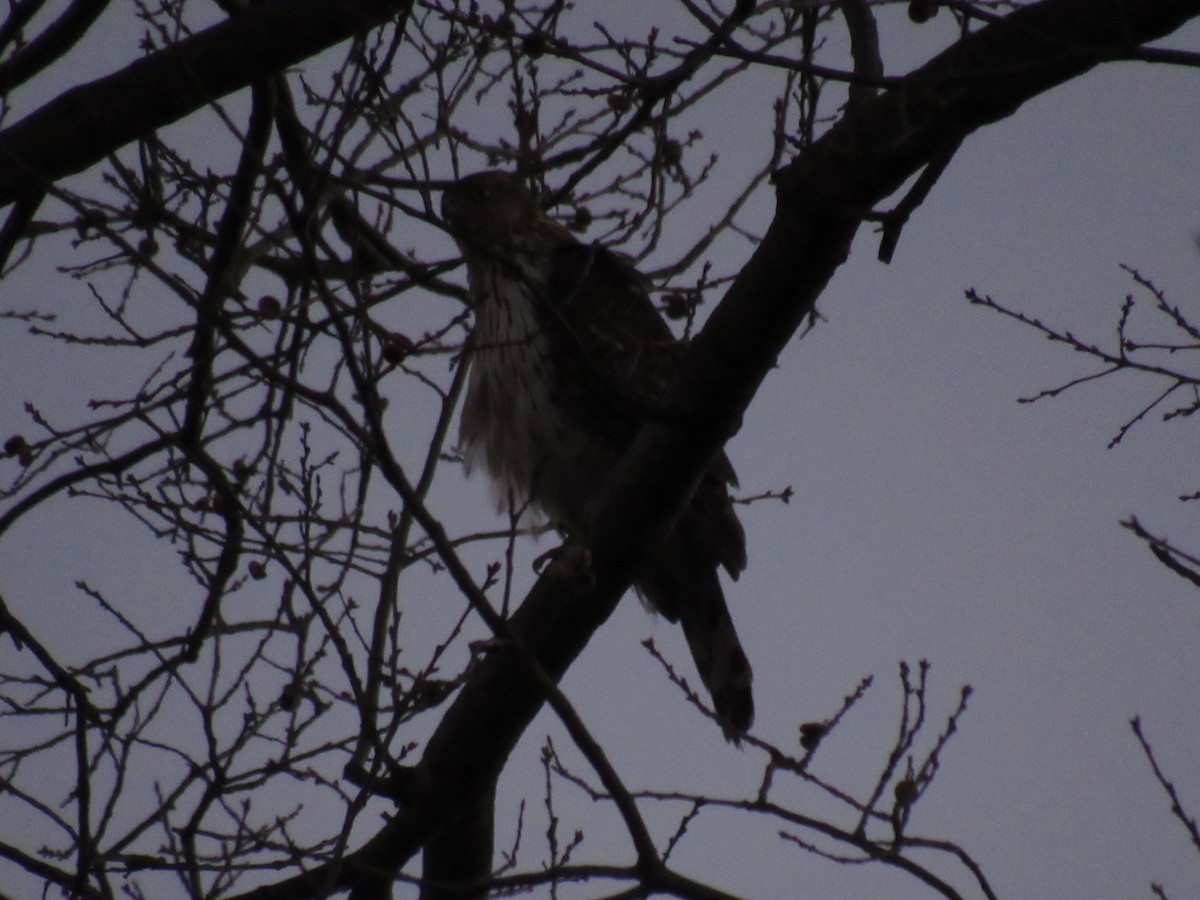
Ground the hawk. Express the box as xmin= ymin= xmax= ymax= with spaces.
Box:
xmin=442 ymin=171 xmax=753 ymax=738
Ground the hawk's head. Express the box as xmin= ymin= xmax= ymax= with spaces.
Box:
xmin=441 ymin=171 xmax=560 ymax=256
xmin=441 ymin=171 xmax=535 ymax=246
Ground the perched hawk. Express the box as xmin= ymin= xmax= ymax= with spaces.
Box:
xmin=442 ymin=171 xmax=753 ymax=738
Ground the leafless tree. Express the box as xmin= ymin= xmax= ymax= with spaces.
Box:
xmin=2 ymin=1 xmax=1199 ymax=898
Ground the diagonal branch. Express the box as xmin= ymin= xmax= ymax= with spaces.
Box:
xmin=0 ymin=0 xmax=414 ymax=204
xmin=1131 ymin=716 xmax=1200 ymax=853
xmin=0 ymin=0 xmax=113 ymax=95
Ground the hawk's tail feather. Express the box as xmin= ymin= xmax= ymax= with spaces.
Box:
xmin=638 ymin=555 xmax=754 ymax=741
xmin=676 ymin=569 xmax=755 ymax=741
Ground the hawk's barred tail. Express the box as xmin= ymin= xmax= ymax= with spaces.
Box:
xmin=676 ymin=569 xmax=755 ymax=741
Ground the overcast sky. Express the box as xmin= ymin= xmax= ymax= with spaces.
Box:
xmin=2 ymin=5 xmax=1200 ymax=899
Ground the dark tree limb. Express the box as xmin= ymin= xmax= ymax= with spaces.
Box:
xmin=0 ymin=190 xmax=44 ymax=270
xmin=0 ymin=0 xmax=414 ymax=203
xmin=873 ymin=135 xmax=962 ymax=263
xmin=228 ymin=1 xmax=1200 ymax=898
xmin=418 ymin=787 xmax=495 ymax=900
xmin=0 ymin=0 xmax=113 ymax=95
xmin=839 ymin=0 xmax=884 ymax=112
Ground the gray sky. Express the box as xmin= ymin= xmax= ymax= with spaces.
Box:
xmin=2 ymin=5 xmax=1200 ymax=899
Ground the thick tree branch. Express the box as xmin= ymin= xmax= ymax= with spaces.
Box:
xmin=0 ymin=0 xmax=113 ymax=95
xmin=0 ymin=0 xmax=413 ymax=204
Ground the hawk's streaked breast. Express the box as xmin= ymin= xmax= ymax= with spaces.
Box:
xmin=458 ymin=259 xmax=617 ymax=525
